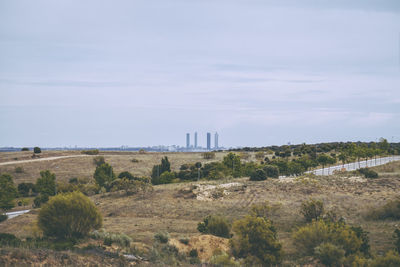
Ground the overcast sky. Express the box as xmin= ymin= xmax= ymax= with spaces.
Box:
xmin=1 ymin=0 xmax=399 ymax=147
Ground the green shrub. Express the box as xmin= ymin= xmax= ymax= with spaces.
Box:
xmin=33 ymin=194 xmax=49 ymax=207
xmin=21 ymin=147 xmax=29 ymax=151
xmin=358 ymin=168 xmax=378 ymax=178
xmin=249 ymin=169 xmax=267 ymax=181
xmin=189 ymin=249 xmax=198 ymax=258
xmin=210 ymin=250 xmax=239 ymax=266
xmin=370 ymin=250 xmax=400 ymax=267
xmin=154 ymin=231 xmax=169 ymax=243
xmin=202 ymin=152 xmax=216 ymax=159
xmin=300 ymin=198 xmax=324 ymax=222
xmin=0 ymin=233 xmax=21 ymax=246
xmin=367 ymin=198 xmax=400 ymax=220
xmin=197 ymin=215 xmax=231 ymax=238
xmin=158 ymin=171 xmax=175 ymax=184
xmin=81 ymin=149 xmax=99 ymax=155
xmin=314 ymin=242 xmax=345 ymax=266
xmin=33 ymin=147 xmax=41 ymax=153
xmin=179 ymin=237 xmax=189 ymax=245
xmin=68 ymin=177 xmax=78 ymax=184
xmin=36 ymin=170 xmax=56 ymax=196
xmin=395 ymin=228 xmax=400 ymax=253
xmin=90 ymin=230 xmax=132 ymax=247
xmin=18 ymin=182 xmax=36 ymax=197
xmin=0 ymin=214 xmax=8 ymax=223
xmin=93 ymin=163 xmax=116 ymax=191
xmin=292 ymin=220 xmax=362 ymax=256
xmin=263 ymin=165 xmax=279 ymax=178
xmin=230 ymin=215 xmax=282 ymax=266
xmin=0 ymin=173 xmax=17 ymax=211
xmin=14 ymin=166 xmax=24 ymax=173
xmin=93 ymin=156 xmax=105 ymax=166
xmin=38 ymin=191 xmax=102 ymax=239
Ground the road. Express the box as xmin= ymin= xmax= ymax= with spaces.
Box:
xmin=0 ymin=155 xmax=89 ymax=166
xmin=306 ymin=156 xmax=400 ymax=176
xmin=4 ymin=209 xmax=30 ymax=219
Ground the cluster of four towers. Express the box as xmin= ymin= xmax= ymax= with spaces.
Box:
xmin=186 ymin=132 xmax=218 ymax=150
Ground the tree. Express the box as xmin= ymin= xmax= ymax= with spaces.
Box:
xmin=17 ymin=182 xmax=36 ymax=197
xmin=198 ymin=215 xmax=231 ymax=238
xmin=33 ymin=147 xmax=41 ymax=153
xmin=151 ymin=157 xmax=171 ymax=184
xmin=249 ymin=169 xmax=267 ymax=181
xmin=300 ymin=199 xmax=324 ymax=222
xmin=338 ymin=153 xmax=347 ymax=168
xmin=93 ymin=163 xmax=116 ymax=191
xmin=317 ymin=154 xmax=329 ymax=175
xmin=230 ymin=215 xmax=283 ymax=266
xmin=38 ymin=191 xmax=102 ymax=239
xmin=0 ymin=174 xmax=17 ymax=211
xmin=36 ymin=170 xmax=56 ymax=196
xmin=222 ymin=153 xmax=241 ymax=177
xmin=159 ymin=171 xmax=175 ymax=184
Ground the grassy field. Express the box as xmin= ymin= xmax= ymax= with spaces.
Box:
xmin=1 ymin=151 xmax=400 ymax=263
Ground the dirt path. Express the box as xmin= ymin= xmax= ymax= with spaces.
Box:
xmin=0 ymin=155 xmax=89 ymax=166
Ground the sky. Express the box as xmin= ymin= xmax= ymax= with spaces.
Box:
xmin=1 ymin=0 xmax=399 ymax=148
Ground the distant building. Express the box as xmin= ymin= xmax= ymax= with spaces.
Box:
xmin=186 ymin=133 xmax=190 ymax=148
xmin=194 ymin=132 xmax=198 ymax=148
xmin=207 ymin=132 xmax=211 ymax=150
xmin=214 ymin=132 xmax=219 ymax=149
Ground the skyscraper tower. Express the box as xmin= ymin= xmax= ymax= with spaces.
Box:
xmin=207 ymin=132 xmax=211 ymax=150
xmin=214 ymin=132 xmax=219 ymax=149
xmin=186 ymin=133 xmax=190 ymax=149
xmin=194 ymin=132 xmax=198 ymax=148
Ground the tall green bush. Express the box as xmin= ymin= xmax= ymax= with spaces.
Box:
xmin=38 ymin=191 xmax=102 ymax=239
xmin=197 ymin=215 xmax=231 ymax=238
xmin=93 ymin=163 xmax=116 ymax=191
xmin=0 ymin=174 xmax=17 ymax=211
xmin=230 ymin=215 xmax=282 ymax=266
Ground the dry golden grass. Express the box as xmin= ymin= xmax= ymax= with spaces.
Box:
xmin=1 ymin=151 xmax=400 ymax=261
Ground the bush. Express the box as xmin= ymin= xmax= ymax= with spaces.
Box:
xmin=68 ymin=177 xmax=78 ymax=184
xmin=34 ymin=194 xmax=49 ymax=208
xmin=395 ymin=228 xmax=400 ymax=253
xmin=358 ymin=168 xmax=378 ymax=179
xmin=189 ymin=249 xmax=198 ymax=258
xmin=81 ymin=149 xmax=99 ymax=155
xmin=197 ymin=215 xmax=231 ymax=238
xmin=91 ymin=230 xmax=132 ymax=247
xmin=38 ymin=191 xmax=102 ymax=239
xmin=154 ymin=231 xmax=169 ymax=243
xmin=93 ymin=163 xmax=116 ymax=191
xmin=18 ymin=182 xmax=36 ymax=197
xmin=0 ymin=214 xmax=8 ymax=223
xmin=230 ymin=215 xmax=282 ymax=266
xmin=314 ymin=242 xmax=345 ymax=266
xmin=300 ymin=198 xmax=324 ymax=222
xmin=0 ymin=233 xmax=21 ymax=246
xmin=292 ymin=220 xmax=362 ymax=256
xmin=263 ymin=165 xmax=279 ymax=178
xmin=14 ymin=166 xmax=24 ymax=173
xmin=36 ymin=170 xmax=56 ymax=196
xmin=0 ymin=173 xmax=17 ymax=211
xmin=131 ymin=158 xmax=139 ymax=163
xmin=367 ymin=198 xmax=400 ymax=220
xmin=249 ymin=169 xmax=267 ymax=181
xmin=33 ymin=147 xmax=41 ymax=153
xmin=202 ymin=152 xmax=216 ymax=159
xmin=210 ymin=250 xmax=239 ymax=266
xmin=93 ymin=156 xmax=105 ymax=166
xmin=155 ymin=171 xmax=175 ymax=185
xmin=370 ymin=250 xmax=400 ymax=267
xmin=21 ymin=147 xmax=29 ymax=151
